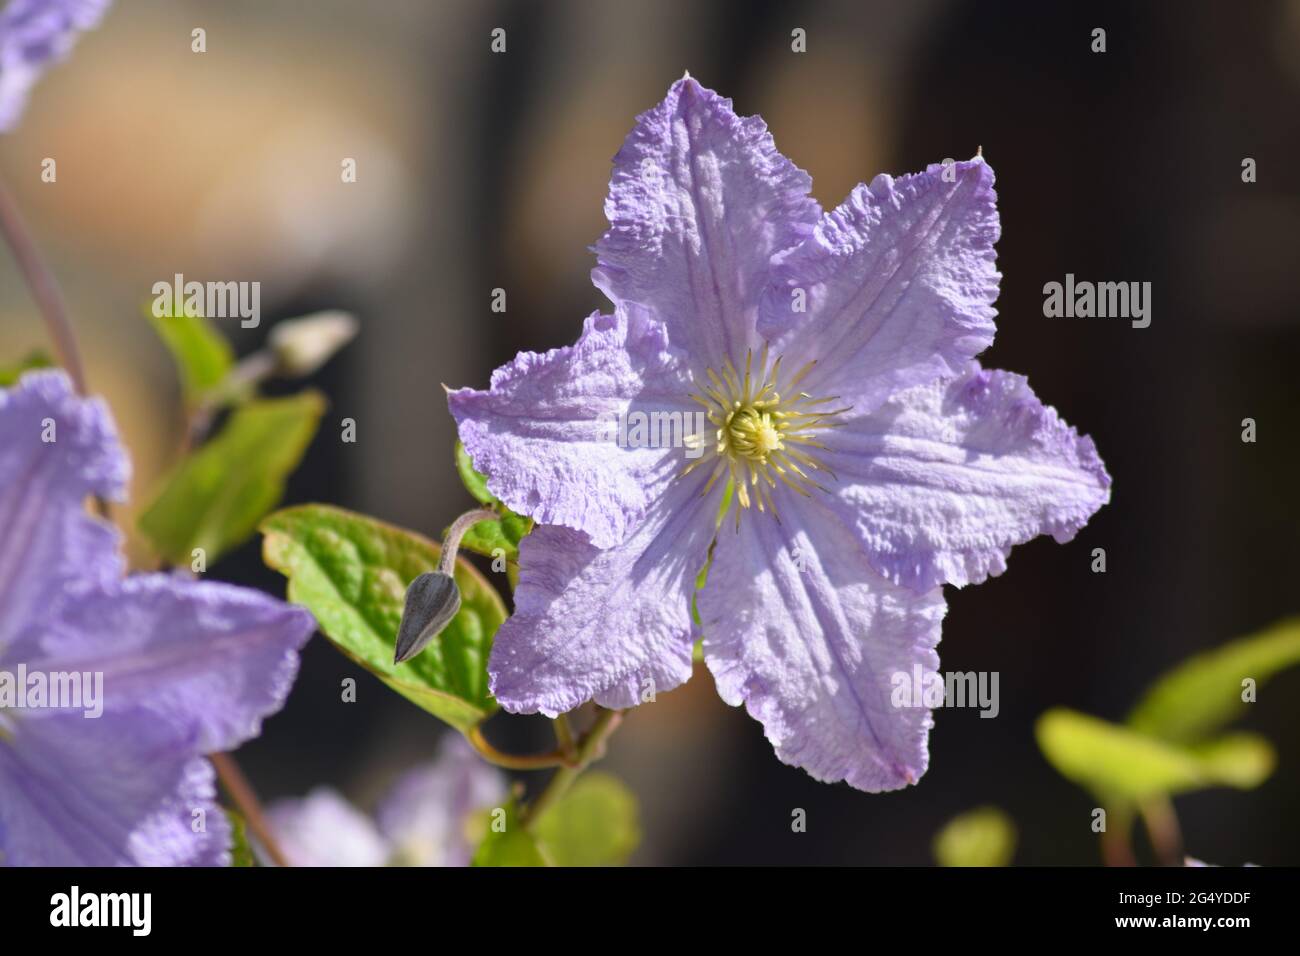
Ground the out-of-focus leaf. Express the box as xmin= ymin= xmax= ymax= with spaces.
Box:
xmin=261 ymin=504 xmax=503 ymax=733
xmin=533 ymin=772 xmax=641 ymax=867
xmin=1036 ymin=708 xmax=1275 ymax=800
xmin=1187 ymin=733 xmax=1276 ymax=788
xmin=455 ymin=441 xmax=496 ymax=506
xmin=225 ymin=809 xmax=256 ymax=867
xmin=472 ymin=800 xmax=546 ymax=867
xmin=0 ymin=349 xmax=53 ymax=386
xmin=140 ymin=392 xmax=323 ymax=564
xmin=933 ymin=806 xmax=1017 ymax=867
xmin=146 ymin=306 xmax=234 ymax=404
xmin=1128 ymin=619 xmax=1300 ymax=743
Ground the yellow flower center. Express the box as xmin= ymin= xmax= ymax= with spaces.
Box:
xmin=681 ymin=343 xmax=850 ymax=523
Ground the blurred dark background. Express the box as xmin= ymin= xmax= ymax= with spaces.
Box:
xmin=2 ymin=0 xmax=1297 ymax=864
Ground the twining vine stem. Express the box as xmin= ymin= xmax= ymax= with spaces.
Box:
xmin=466 ymin=725 xmax=572 ymax=771
xmin=465 ymin=708 xmax=625 ymax=824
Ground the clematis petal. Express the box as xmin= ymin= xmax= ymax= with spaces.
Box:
xmin=29 ymin=573 xmax=315 ymax=754
xmin=0 ymin=713 xmax=228 ymax=865
xmin=449 ymin=305 xmax=694 ymax=549
xmin=592 ymin=75 xmax=820 ymax=366
xmin=488 ymin=470 xmax=717 ymax=717
xmin=266 ymin=788 xmax=390 ymax=867
xmin=821 ymin=362 xmax=1111 ymax=592
xmin=759 ymin=159 xmax=1000 ymax=414
xmin=0 ymin=370 xmax=127 ymax=662
xmin=376 ymin=735 xmax=506 ymax=867
xmin=698 ymin=490 xmax=947 ymax=792
xmin=0 ymin=0 xmax=112 ymax=132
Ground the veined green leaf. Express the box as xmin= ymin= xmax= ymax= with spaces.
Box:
xmin=261 ymin=504 xmax=504 ymax=732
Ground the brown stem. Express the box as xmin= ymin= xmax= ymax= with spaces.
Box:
xmin=0 ymin=172 xmax=112 ymax=517
xmin=211 ymin=751 xmax=290 ymax=867
xmin=1139 ymin=796 xmax=1184 ymax=867
xmin=0 ymin=175 xmax=87 ymax=394
xmin=1100 ymin=808 xmax=1138 ymax=867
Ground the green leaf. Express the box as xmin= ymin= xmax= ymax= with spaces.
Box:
xmin=449 ymin=442 xmax=530 ymax=567
xmin=933 ymin=806 xmax=1017 ymax=867
xmin=1036 ymin=708 xmax=1275 ymax=800
xmin=472 ymin=800 xmax=547 ymax=867
xmin=225 ymin=809 xmax=256 ymax=867
xmin=0 ymin=349 xmax=54 ymax=386
xmin=260 ymin=504 xmax=504 ymax=732
xmin=140 ymin=392 xmax=323 ymax=565
xmin=455 ymin=440 xmax=496 ymax=505
xmin=533 ymin=772 xmax=641 ymax=867
xmin=1128 ymin=618 xmax=1300 ymax=743
xmin=453 ymin=511 xmax=532 ymax=564
xmin=450 ymin=441 xmax=533 ymax=565
xmin=146 ymin=306 xmax=234 ymax=405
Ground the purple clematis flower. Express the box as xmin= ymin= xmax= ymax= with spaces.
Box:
xmin=266 ymin=736 xmax=505 ymax=867
xmin=449 ymin=76 xmax=1110 ymax=792
xmin=0 ymin=0 xmax=110 ymax=132
xmin=0 ymin=371 xmax=314 ymax=865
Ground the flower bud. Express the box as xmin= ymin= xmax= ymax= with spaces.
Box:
xmin=394 ymin=571 xmax=461 ymax=663
xmin=268 ymin=310 xmax=358 ymax=377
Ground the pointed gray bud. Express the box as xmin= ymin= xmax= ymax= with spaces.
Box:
xmin=394 ymin=571 xmax=461 ymax=664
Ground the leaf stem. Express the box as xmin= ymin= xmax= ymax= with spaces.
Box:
xmin=522 ymin=707 xmax=623 ymax=827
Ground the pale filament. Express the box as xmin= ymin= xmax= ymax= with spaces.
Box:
xmin=681 ymin=343 xmax=850 ymax=526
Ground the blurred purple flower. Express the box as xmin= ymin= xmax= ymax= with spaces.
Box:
xmin=450 ymin=76 xmax=1111 ymax=792
xmin=0 ymin=371 xmax=314 ymax=865
xmin=266 ymin=736 xmax=505 ymax=867
xmin=0 ymin=0 xmax=110 ymax=132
